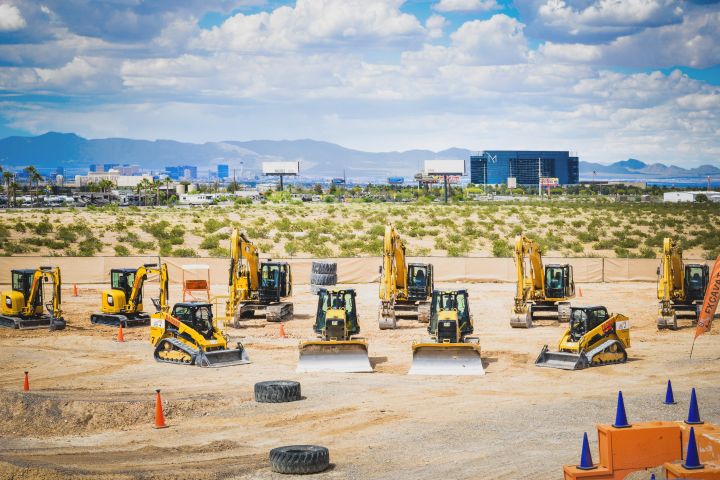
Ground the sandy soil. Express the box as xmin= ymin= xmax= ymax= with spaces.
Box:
xmin=1 ymin=281 xmax=719 ymax=479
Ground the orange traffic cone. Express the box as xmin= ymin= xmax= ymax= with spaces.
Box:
xmin=73 ymin=284 xmax=78 ymax=297
xmin=117 ymin=324 xmax=125 ymax=343
xmin=23 ymin=371 xmax=29 ymax=391
xmin=578 ymin=287 xmax=583 ymax=297
xmin=279 ymin=323 xmax=286 ymax=338
xmin=154 ymin=389 xmax=168 ymax=429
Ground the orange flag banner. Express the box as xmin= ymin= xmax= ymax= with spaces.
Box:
xmin=695 ymin=255 xmax=720 ymax=339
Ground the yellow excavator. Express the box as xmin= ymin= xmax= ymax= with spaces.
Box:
xmin=297 ymin=288 xmax=372 ymax=373
xmin=0 ymin=266 xmax=65 ymax=330
xmin=91 ymin=263 xmax=169 ymax=327
xmin=150 ymin=301 xmax=250 ymax=367
xmin=378 ymin=225 xmax=433 ymax=329
xmin=511 ymin=235 xmax=575 ymax=328
xmin=409 ymin=289 xmax=484 ymax=376
xmin=226 ymin=228 xmax=293 ymax=326
xmin=535 ymin=306 xmax=630 ymax=370
xmin=657 ymin=237 xmax=709 ymax=330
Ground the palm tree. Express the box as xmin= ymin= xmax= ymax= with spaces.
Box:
xmin=164 ymin=177 xmax=172 ymax=203
xmin=97 ymin=179 xmax=114 ymax=193
xmin=152 ymin=178 xmax=162 ymax=205
xmin=3 ymin=171 xmax=14 ymax=207
xmin=24 ymin=166 xmax=42 ymax=205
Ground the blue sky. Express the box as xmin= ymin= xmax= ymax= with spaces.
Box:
xmin=0 ymin=0 xmax=719 ymax=165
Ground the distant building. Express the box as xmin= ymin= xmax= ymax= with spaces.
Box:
xmin=470 ymin=150 xmax=579 ymax=185
xmin=217 ymin=164 xmax=229 ymax=179
xmin=165 ymin=165 xmax=197 ymax=180
xmin=663 ymin=191 xmax=720 ymax=203
xmin=73 ymin=171 xmax=153 ymax=188
xmin=89 ymin=164 xmax=100 ymax=173
xmin=103 ymin=163 xmax=119 ymax=172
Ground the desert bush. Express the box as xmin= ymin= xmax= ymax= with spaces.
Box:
xmin=492 ymin=239 xmax=512 ymax=257
xmin=114 ymin=245 xmax=130 ymax=256
xmin=171 ymin=247 xmax=198 ymax=257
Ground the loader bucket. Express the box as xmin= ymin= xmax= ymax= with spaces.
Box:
xmin=297 ymin=340 xmax=372 ymax=373
xmin=409 ymin=343 xmax=485 ymax=376
xmin=534 ymin=345 xmax=588 ymax=370
xmin=196 ymin=345 xmax=251 ymax=368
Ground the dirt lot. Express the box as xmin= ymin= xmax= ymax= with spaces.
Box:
xmin=1 ymin=281 xmax=719 ymax=479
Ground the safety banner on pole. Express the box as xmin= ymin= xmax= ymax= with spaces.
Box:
xmin=695 ymin=255 xmax=720 ymax=339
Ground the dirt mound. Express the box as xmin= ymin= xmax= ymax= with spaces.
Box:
xmin=0 ymin=391 xmax=230 ymax=437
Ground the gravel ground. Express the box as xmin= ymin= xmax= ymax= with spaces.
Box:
xmin=0 ymin=281 xmax=718 ymax=479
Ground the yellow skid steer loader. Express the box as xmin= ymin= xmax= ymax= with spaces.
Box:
xmin=297 ymin=288 xmax=372 ymax=373
xmin=409 ymin=289 xmax=484 ymax=376
xmin=535 ymin=306 xmax=630 ymax=370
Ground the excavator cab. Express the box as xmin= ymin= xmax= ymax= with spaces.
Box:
xmin=258 ymin=261 xmax=292 ymax=304
xmin=407 ymin=263 xmax=433 ymax=302
xmin=684 ymin=264 xmax=709 ymax=303
xmin=102 ymin=268 xmax=142 ymax=314
xmin=4 ymin=269 xmax=43 ymax=315
xmin=544 ymin=264 xmax=574 ymax=300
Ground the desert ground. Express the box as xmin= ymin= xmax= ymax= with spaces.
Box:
xmin=1 ymin=201 xmax=718 ymax=259
xmin=1 ymin=280 xmax=718 ymax=479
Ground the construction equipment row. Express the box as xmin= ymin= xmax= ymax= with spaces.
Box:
xmin=6 ymin=228 xmax=709 ymax=374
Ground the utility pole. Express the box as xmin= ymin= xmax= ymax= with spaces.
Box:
xmin=538 ymin=157 xmax=542 ymax=199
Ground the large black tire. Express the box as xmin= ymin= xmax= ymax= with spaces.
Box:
xmin=269 ymin=445 xmax=330 ymax=474
xmin=311 ymin=261 xmax=337 ymax=274
xmin=255 ymin=380 xmax=302 ymax=403
xmin=310 ymin=273 xmax=337 ymax=285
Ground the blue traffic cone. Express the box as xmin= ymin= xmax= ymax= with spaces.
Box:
xmin=682 ymin=427 xmax=704 ymax=470
xmin=577 ymin=432 xmax=597 ymax=470
xmin=650 ymin=474 xmax=655 ymax=480
xmin=685 ymin=388 xmax=704 ymax=425
xmin=664 ymin=380 xmax=677 ymax=405
xmin=613 ymin=391 xmax=631 ymax=428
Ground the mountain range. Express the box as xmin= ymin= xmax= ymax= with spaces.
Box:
xmin=0 ymin=132 xmax=717 ymax=180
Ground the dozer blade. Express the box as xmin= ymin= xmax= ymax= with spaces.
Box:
xmin=297 ymin=341 xmax=372 ymax=373
xmin=196 ymin=347 xmax=251 ymax=368
xmin=409 ymin=343 xmax=485 ymax=376
xmin=534 ymin=345 xmax=588 ymax=370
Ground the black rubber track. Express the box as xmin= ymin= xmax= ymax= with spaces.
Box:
xmin=255 ymin=380 xmax=302 ymax=403
xmin=269 ymin=445 xmax=330 ymax=474
xmin=311 ymin=261 xmax=337 ymax=274
xmin=310 ymin=273 xmax=337 ymax=286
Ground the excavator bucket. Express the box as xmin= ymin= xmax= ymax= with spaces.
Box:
xmin=409 ymin=343 xmax=485 ymax=376
xmin=297 ymin=340 xmax=372 ymax=373
xmin=196 ymin=346 xmax=251 ymax=368
xmin=534 ymin=345 xmax=589 ymax=370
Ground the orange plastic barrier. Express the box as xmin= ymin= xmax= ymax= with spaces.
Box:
xmin=564 ymin=421 xmax=720 ymax=479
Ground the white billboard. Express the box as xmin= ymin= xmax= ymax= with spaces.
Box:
xmin=424 ymin=159 xmax=465 ymax=176
xmin=262 ymin=161 xmax=300 ymax=175
xmin=507 ymin=177 xmax=517 ymax=189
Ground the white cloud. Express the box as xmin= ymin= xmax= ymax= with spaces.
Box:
xmin=0 ymin=3 xmax=27 ymax=31
xmin=433 ymin=0 xmax=498 ymax=13
xmin=426 ymin=14 xmax=448 ymax=39
xmin=193 ymin=0 xmax=425 ymax=52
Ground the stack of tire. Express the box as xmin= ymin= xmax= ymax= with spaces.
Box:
xmin=310 ymin=261 xmax=337 ymax=294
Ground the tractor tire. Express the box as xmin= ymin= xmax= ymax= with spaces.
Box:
xmin=310 ymin=284 xmax=322 ymax=295
xmin=310 ymin=273 xmax=337 ymax=286
xmin=311 ymin=261 xmax=337 ymax=274
xmin=269 ymin=445 xmax=330 ymax=474
xmin=254 ymin=380 xmax=302 ymax=403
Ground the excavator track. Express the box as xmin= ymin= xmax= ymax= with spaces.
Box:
xmin=154 ymin=337 xmax=197 ymax=365
xmin=91 ymin=313 xmax=150 ymax=328
xmin=0 ymin=314 xmax=66 ymax=330
xmin=587 ymin=340 xmax=628 ymax=367
xmin=265 ymin=302 xmax=293 ymax=323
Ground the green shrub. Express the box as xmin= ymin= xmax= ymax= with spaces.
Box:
xmin=171 ymin=247 xmax=198 ymax=257
xmin=200 ymin=236 xmax=220 ymax=250
xmin=492 ymin=239 xmax=512 ymax=257
xmin=204 ymin=218 xmax=224 ymax=234
xmin=114 ymin=245 xmax=130 ymax=256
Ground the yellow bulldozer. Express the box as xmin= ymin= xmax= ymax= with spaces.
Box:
xmin=511 ymin=234 xmax=575 ymax=328
xmin=657 ymin=237 xmax=709 ymax=330
xmin=378 ymin=225 xmax=433 ymax=329
xmin=150 ymin=301 xmax=250 ymax=367
xmin=91 ymin=263 xmax=168 ymax=327
xmin=0 ymin=266 xmax=65 ymax=330
xmin=535 ymin=306 xmax=630 ymax=370
xmin=226 ymin=228 xmax=293 ymax=326
xmin=297 ymin=288 xmax=372 ymax=373
xmin=409 ymin=289 xmax=484 ymax=376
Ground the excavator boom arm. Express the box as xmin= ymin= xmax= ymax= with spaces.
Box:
xmin=380 ymin=225 xmax=408 ymax=302
xmin=514 ymin=235 xmax=545 ymax=306
xmin=658 ymin=237 xmax=685 ymax=302
xmin=126 ymin=264 xmax=169 ymax=313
